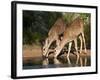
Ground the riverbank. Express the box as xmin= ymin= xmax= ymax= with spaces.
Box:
xmin=23 ymin=45 xmax=91 ymax=61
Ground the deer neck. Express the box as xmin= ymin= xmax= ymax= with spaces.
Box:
xmin=47 ymin=37 xmax=54 ymax=49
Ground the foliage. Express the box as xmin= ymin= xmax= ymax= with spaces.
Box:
xmin=23 ymin=10 xmax=62 ymax=44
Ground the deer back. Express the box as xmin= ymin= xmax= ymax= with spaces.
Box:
xmin=48 ymin=18 xmax=66 ymax=37
xmin=63 ymin=17 xmax=84 ymax=41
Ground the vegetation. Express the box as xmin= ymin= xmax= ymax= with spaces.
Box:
xmin=23 ymin=10 xmax=91 ymax=49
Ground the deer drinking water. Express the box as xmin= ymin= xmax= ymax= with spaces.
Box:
xmin=54 ymin=17 xmax=87 ymax=59
xmin=42 ymin=18 xmax=66 ymax=57
xmin=42 ymin=17 xmax=86 ymax=64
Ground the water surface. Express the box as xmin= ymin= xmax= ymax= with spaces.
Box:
xmin=23 ymin=55 xmax=91 ymax=69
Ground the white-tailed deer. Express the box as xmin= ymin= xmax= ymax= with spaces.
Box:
xmin=42 ymin=18 xmax=66 ymax=57
xmin=54 ymin=17 xmax=87 ymax=59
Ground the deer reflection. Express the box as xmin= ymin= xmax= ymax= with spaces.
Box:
xmin=65 ymin=50 xmax=89 ymax=67
xmin=54 ymin=58 xmax=62 ymax=65
xmin=42 ymin=54 xmax=88 ymax=68
xmin=54 ymin=58 xmax=63 ymax=68
xmin=42 ymin=58 xmax=49 ymax=68
xmin=64 ymin=51 xmax=79 ymax=66
xmin=79 ymin=56 xmax=87 ymax=67
xmin=42 ymin=58 xmax=62 ymax=68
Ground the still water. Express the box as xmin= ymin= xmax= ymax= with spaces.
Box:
xmin=23 ymin=55 xmax=91 ymax=69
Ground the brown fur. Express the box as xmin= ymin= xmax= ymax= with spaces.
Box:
xmin=54 ymin=17 xmax=86 ymax=58
xmin=43 ymin=17 xmax=66 ymax=57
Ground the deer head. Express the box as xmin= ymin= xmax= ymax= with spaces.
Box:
xmin=42 ymin=38 xmax=50 ymax=57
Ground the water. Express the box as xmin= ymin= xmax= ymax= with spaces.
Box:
xmin=23 ymin=55 xmax=91 ymax=69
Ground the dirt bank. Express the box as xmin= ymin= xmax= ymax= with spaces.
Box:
xmin=23 ymin=45 xmax=91 ymax=60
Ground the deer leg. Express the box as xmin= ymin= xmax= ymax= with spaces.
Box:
xmin=67 ymin=42 xmax=72 ymax=64
xmin=54 ymin=40 xmax=66 ymax=58
xmin=74 ymin=39 xmax=79 ymax=65
xmin=67 ymin=42 xmax=72 ymax=58
xmin=84 ymin=57 xmax=87 ymax=66
xmin=45 ymin=50 xmax=49 ymax=57
xmin=53 ymin=38 xmax=60 ymax=58
xmin=54 ymin=46 xmax=61 ymax=58
xmin=42 ymin=58 xmax=49 ymax=68
xmin=80 ymin=57 xmax=83 ymax=67
xmin=81 ymin=32 xmax=87 ymax=53
xmin=79 ymin=36 xmax=83 ymax=54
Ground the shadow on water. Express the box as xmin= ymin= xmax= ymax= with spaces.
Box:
xmin=23 ymin=53 xmax=91 ymax=69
